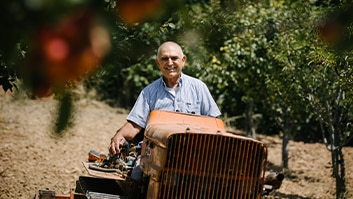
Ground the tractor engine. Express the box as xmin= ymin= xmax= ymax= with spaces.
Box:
xmin=139 ymin=110 xmax=268 ymax=199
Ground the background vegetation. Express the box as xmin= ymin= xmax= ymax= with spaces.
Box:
xmin=1 ymin=0 xmax=353 ymax=198
xmin=91 ymin=0 xmax=353 ymax=146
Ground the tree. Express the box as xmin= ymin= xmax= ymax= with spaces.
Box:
xmin=303 ymin=3 xmax=353 ymax=198
xmin=0 ymin=0 xmax=113 ymax=133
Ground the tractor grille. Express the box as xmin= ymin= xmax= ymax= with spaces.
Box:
xmin=158 ymin=134 xmax=267 ymax=199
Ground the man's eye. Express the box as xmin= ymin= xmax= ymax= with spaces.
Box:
xmin=161 ymin=57 xmax=169 ymax=61
xmin=171 ymin=56 xmax=179 ymax=61
xmin=160 ymin=56 xmax=179 ymax=62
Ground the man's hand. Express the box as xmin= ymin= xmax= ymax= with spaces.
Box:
xmin=108 ymin=121 xmax=142 ymax=155
xmin=109 ymin=133 xmax=126 ymax=155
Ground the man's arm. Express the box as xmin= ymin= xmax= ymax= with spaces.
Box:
xmin=109 ymin=121 xmax=142 ymax=155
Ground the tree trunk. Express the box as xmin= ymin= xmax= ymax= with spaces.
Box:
xmin=282 ymin=110 xmax=290 ymax=169
xmin=282 ymin=128 xmax=289 ymax=169
xmin=245 ymin=101 xmax=256 ymax=139
xmin=338 ymin=149 xmax=346 ymax=199
xmin=332 ymin=130 xmax=346 ymax=199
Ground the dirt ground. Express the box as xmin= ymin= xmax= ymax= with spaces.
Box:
xmin=0 ymin=90 xmax=352 ymax=199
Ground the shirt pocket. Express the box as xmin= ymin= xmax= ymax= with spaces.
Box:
xmin=185 ymin=102 xmax=201 ymax=115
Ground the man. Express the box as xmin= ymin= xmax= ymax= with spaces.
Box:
xmin=109 ymin=41 xmax=221 ymax=155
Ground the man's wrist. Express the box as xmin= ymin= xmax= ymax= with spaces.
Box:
xmin=111 ymin=131 xmax=120 ymax=141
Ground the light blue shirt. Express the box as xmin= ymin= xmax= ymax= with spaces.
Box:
xmin=127 ymin=73 xmax=221 ymax=128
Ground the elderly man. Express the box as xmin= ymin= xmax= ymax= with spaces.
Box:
xmin=109 ymin=41 xmax=221 ymax=156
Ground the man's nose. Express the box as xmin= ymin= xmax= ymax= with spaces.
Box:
xmin=167 ymin=58 xmax=174 ymax=64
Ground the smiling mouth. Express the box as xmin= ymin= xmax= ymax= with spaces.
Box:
xmin=166 ymin=66 xmax=176 ymax=72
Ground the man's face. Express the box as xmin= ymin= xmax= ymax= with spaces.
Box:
xmin=155 ymin=44 xmax=186 ymax=79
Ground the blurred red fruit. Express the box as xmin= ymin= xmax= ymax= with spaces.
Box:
xmin=43 ymin=37 xmax=69 ymax=62
xmin=117 ymin=0 xmax=161 ymax=24
xmin=32 ymin=84 xmax=52 ymax=98
xmin=26 ymin=8 xmax=111 ymax=97
xmin=318 ymin=20 xmax=343 ymax=45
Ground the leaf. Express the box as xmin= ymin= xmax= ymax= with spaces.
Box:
xmin=55 ymin=92 xmax=74 ymax=134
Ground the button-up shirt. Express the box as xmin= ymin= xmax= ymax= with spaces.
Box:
xmin=126 ymin=73 xmax=221 ymax=128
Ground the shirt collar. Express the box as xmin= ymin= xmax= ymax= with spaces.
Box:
xmin=161 ymin=73 xmax=183 ymax=88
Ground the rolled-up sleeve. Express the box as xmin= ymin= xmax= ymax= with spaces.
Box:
xmin=126 ymin=91 xmax=151 ymax=128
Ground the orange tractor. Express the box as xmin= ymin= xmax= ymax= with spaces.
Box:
xmin=35 ymin=110 xmax=283 ymax=199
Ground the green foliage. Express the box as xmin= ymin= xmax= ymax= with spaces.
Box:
xmin=2 ymin=0 xmax=353 ymax=144
xmin=0 ymin=0 xmax=110 ymax=94
xmin=86 ymin=18 xmax=178 ymax=107
xmin=0 ymin=57 xmax=18 ymax=92
xmin=54 ymin=91 xmax=74 ymax=134
xmin=85 ymin=0 xmax=353 ymax=144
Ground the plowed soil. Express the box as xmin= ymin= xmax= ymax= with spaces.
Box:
xmin=0 ymin=90 xmax=352 ymax=199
